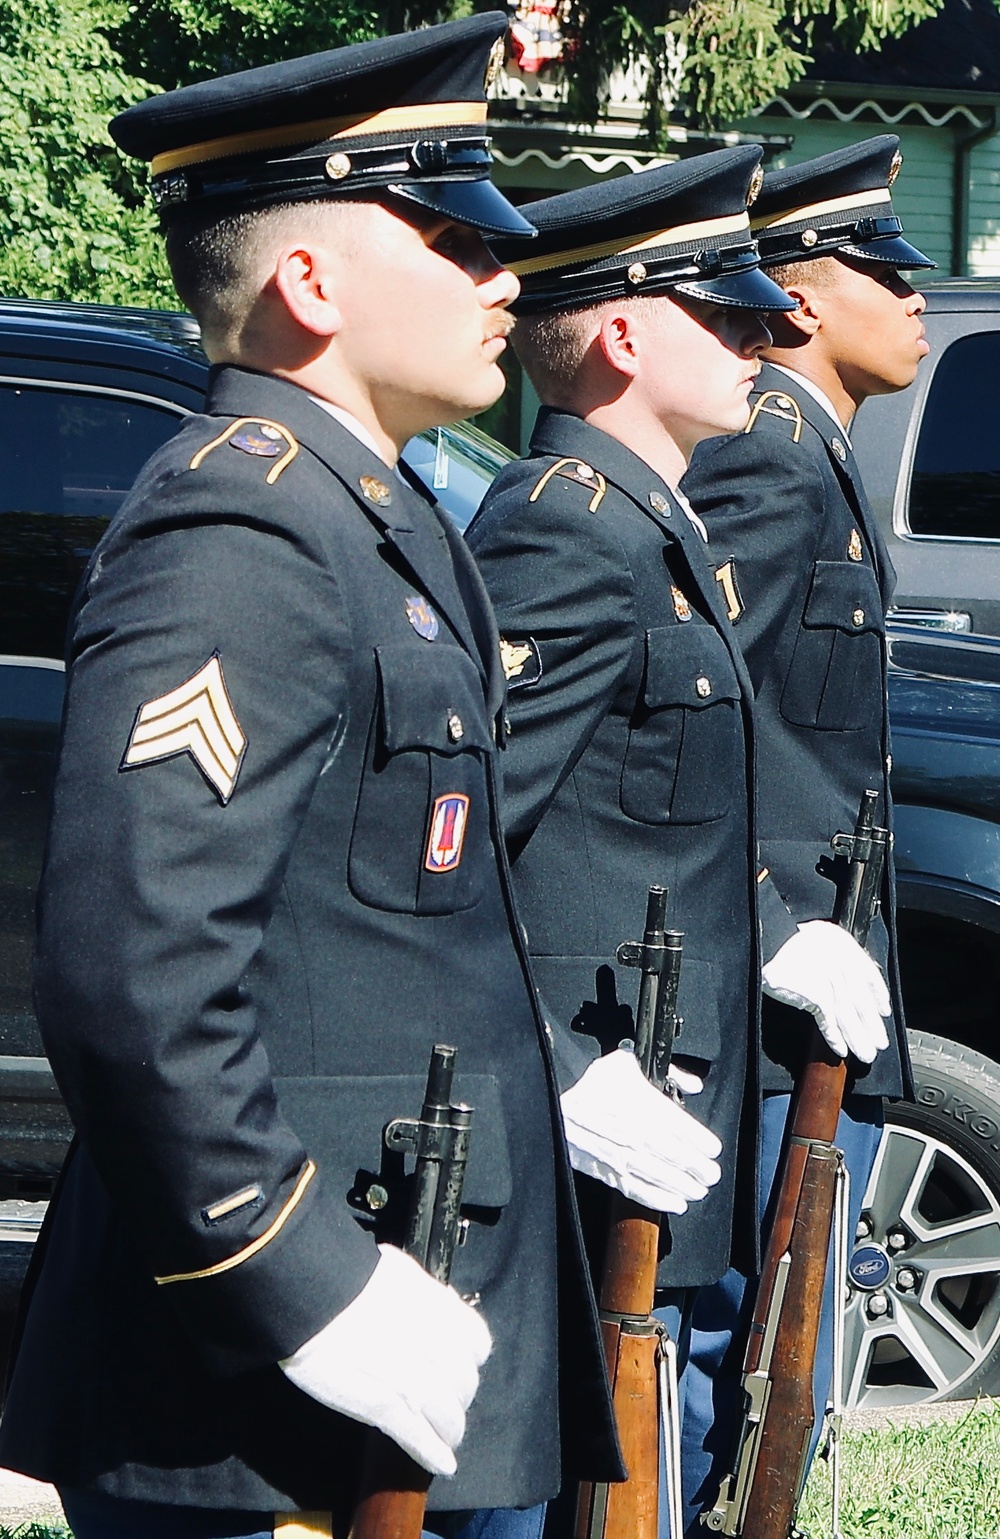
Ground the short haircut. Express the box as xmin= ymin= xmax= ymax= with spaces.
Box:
xmin=513 ymin=294 xmax=663 ymax=407
xmin=165 ymin=199 xmax=367 ymax=357
xmin=764 ymin=254 xmax=841 ymax=293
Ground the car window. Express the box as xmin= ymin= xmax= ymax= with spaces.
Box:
xmin=403 ymin=422 xmax=513 ymax=533
xmin=0 ymin=382 xmax=186 ymax=659
xmin=909 ymin=332 xmax=1000 ymax=541
xmin=0 ymin=658 xmax=65 ymax=1054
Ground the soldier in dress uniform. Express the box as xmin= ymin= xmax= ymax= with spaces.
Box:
xmin=464 ymin=150 xmax=875 ymax=1535
xmin=0 ymin=17 xmax=720 ymax=1538
xmin=680 ymin=136 xmax=934 ymax=1522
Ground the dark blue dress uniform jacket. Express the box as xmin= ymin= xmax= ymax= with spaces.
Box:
xmin=467 ymin=409 xmax=797 ymax=1290
xmin=0 ymin=368 xmax=620 ymax=1517
xmin=683 ymin=363 xmax=911 ymax=1100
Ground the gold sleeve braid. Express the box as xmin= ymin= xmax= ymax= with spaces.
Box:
xmin=154 ymin=1159 xmax=316 ymax=1285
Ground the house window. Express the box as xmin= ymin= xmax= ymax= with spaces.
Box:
xmin=909 ymin=332 xmax=1000 ymax=541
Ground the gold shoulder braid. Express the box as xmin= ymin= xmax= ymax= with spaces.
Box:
xmin=528 ymin=456 xmax=607 ymax=513
xmin=189 ymin=418 xmax=299 ymax=485
xmin=744 ymin=390 xmax=803 ymax=444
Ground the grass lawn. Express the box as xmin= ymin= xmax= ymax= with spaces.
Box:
xmin=1 ymin=1405 xmax=999 ymax=1539
xmin=799 ymin=1399 xmax=1000 ymax=1538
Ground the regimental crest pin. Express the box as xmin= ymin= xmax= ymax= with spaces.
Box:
xmin=848 ymin=528 xmax=864 ymax=562
xmin=229 ymin=423 xmax=285 ymax=458
xmin=671 ymin=586 xmax=692 ymax=623
xmin=425 ymin=793 xmax=470 ymax=873
xmin=499 ymin=635 xmax=542 ymax=688
xmin=121 ymin=653 xmax=246 ymax=805
xmin=405 ymin=595 xmax=440 ymax=641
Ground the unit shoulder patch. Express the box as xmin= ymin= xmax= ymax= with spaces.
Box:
xmin=188 ymin=417 xmax=299 ymax=485
xmin=121 ymin=653 xmax=247 ymax=805
xmin=499 ymin=635 xmax=542 ymax=688
xmin=528 ymin=456 xmax=607 ymax=513
xmin=745 ymin=390 xmax=804 ymax=444
xmin=714 ymin=558 xmax=744 ymax=623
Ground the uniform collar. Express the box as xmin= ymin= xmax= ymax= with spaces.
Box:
xmin=767 ymin=362 xmax=853 ymax=449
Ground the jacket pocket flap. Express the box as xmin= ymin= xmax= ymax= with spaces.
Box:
xmin=376 ymin=644 xmax=494 ymax=755
xmin=643 ymin=625 xmax=740 ymax=710
xmin=276 ymin=1072 xmax=512 ymax=1210
xmin=803 ymin=562 xmax=881 ymax=633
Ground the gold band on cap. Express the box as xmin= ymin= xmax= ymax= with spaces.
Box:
xmin=508 ymin=210 xmax=751 ymax=277
xmin=751 ymin=185 xmax=891 ymax=232
xmin=151 ymin=100 xmax=488 ymax=176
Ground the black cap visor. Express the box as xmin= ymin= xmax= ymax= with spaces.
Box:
xmin=838 ymin=233 xmax=936 ymax=271
xmin=674 ymin=264 xmax=799 ymax=312
xmin=389 ymin=176 xmax=536 ymax=239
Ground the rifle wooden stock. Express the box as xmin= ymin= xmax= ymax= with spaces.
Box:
xmin=577 ymin=1196 xmax=663 ymax=1539
xmin=702 ymin=791 xmax=887 ymax=1537
xmin=578 ymin=887 xmax=685 ymax=1539
xmin=738 ymin=1046 xmax=844 ymax=1539
xmin=348 ymin=1435 xmax=432 ymax=1539
xmin=348 ymin=1046 xmax=471 ymax=1539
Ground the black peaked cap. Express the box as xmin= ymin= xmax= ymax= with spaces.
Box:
xmin=495 ymin=146 xmax=798 ymax=316
xmin=753 ymin=135 xmax=935 ymax=269
xmin=110 ymin=14 xmax=534 ymax=238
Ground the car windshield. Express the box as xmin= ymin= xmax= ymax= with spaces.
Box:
xmin=402 ymin=421 xmax=513 ymax=532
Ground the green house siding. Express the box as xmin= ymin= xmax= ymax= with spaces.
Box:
xmin=968 ymin=131 xmax=1000 ymax=275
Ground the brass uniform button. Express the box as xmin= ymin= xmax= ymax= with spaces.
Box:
xmin=801 ymin=228 xmax=819 ymax=247
xmin=627 ymin=262 xmax=647 ymax=286
xmin=447 ymin=712 xmax=465 ymax=743
xmin=852 ymin=608 xmax=865 ymax=628
xmin=325 ymin=152 xmax=352 ymax=180
xmin=696 ymin=675 xmax=712 ymax=698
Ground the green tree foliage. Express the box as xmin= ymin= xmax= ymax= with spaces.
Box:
xmin=561 ymin=0 xmax=947 ymax=134
xmin=0 ymin=0 xmax=174 ymax=304
xmin=0 ymin=0 xmax=951 ymax=307
xmin=111 ymin=0 xmax=379 ymax=92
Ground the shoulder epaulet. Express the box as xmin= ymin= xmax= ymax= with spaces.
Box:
xmin=744 ymin=390 xmax=803 ymax=444
xmin=188 ymin=417 xmax=299 ymax=485
xmin=528 ymin=455 xmax=607 ymax=513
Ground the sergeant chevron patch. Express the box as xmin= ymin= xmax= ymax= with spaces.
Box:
xmin=121 ymin=654 xmax=247 ymax=805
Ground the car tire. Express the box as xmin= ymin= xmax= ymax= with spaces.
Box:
xmin=844 ymin=1029 xmax=1000 ymax=1409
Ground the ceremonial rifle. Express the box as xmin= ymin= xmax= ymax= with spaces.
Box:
xmin=348 ymin=1044 xmax=473 ymax=1539
xmin=576 ymin=885 xmax=685 ymax=1539
xmin=701 ymin=789 xmax=888 ymax=1538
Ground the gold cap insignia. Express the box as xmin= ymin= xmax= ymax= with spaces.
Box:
xmin=121 ymin=654 xmax=247 ymax=805
xmin=848 ymin=528 xmax=863 ymax=562
xmin=360 ymin=475 xmax=392 ymax=507
xmin=671 ymin=585 xmax=692 ymax=623
xmin=747 ymin=164 xmax=764 ymax=207
xmin=888 ymin=149 xmax=903 ymax=187
xmin=485 ymin=34 xmax=505 ymax=92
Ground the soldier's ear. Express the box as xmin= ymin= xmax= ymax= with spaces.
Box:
xmin=273 ymin=241 xmax=345 ymax=340
xmin=769 ymin=284 xmax=821 ymax=342
xmin=596 ymin=308 xmax=641 ymax=380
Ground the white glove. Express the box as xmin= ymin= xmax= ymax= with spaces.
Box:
xmin=279 ymin=1243 xmax=491 ymax=1477
xmin=560 ymin=1047 xmax=722 ymax=1213
xmin=762 ymin=919 xmax=891 ymax=1064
